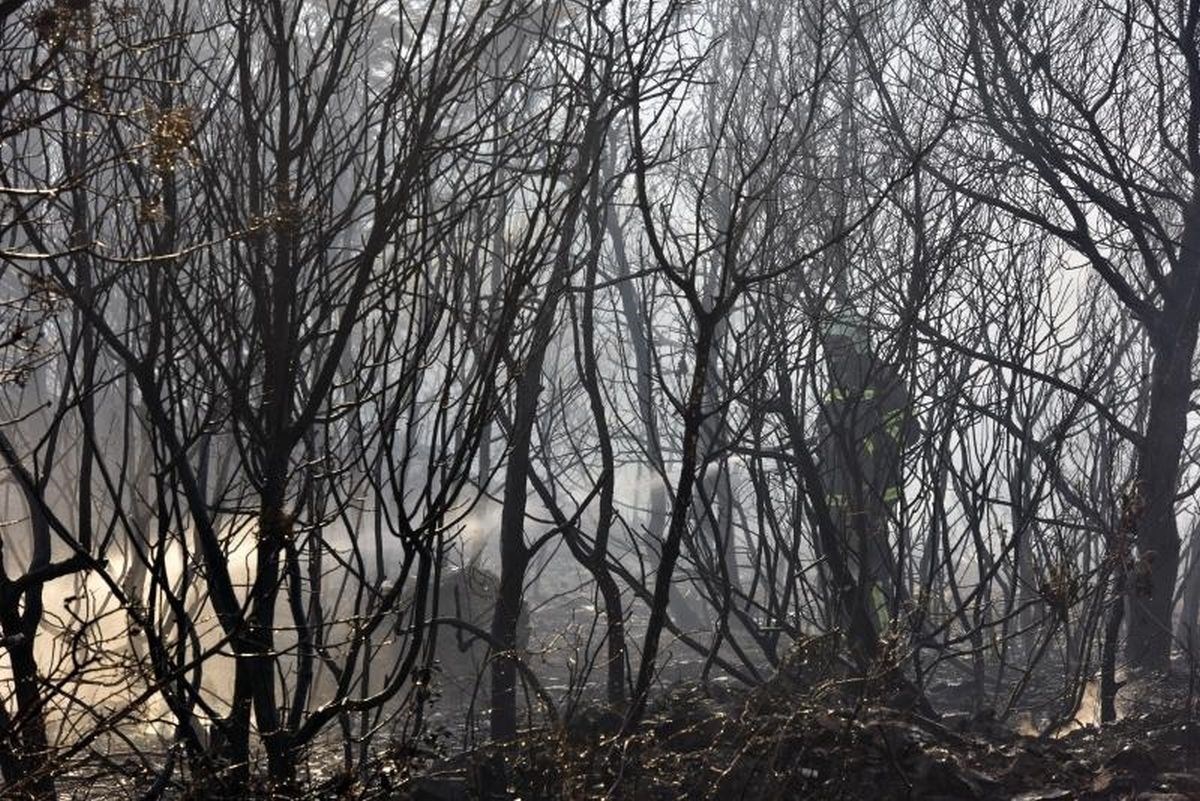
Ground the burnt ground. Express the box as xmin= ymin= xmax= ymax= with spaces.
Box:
xmin=52 ymin=580 xmax=1200 ymax=800
xmin=339 ymin=583 xmax=1200 ymax=801
xmin=379 ymin=673 xmax=1200 ymax=801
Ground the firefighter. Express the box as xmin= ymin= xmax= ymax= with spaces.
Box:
xmin=817 ymin=312 xmax=918 ymax=636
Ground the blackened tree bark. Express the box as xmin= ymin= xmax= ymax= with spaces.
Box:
xmin=0 ymin=441 xmax=56 ymax=801
xmin=490 ymin=104 xmax=611 ymax=740
xmin=943 ymin=0 xmax=1200 ymax=672
xmin=569 ymin=174 xmax=627 ymax=706
xmin=626 ymin=314 xmax=720 ymax=725
xmin=1130 ymin=231 xmax=1200 ymax=668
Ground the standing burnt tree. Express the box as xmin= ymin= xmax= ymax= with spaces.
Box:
xmin=2 ymin=0 xmax=558 ymax=796
xmin=931 ymin=0 xmax=1200 ymax=672
xmin=485 ymin=0 xmax=691 ymax=741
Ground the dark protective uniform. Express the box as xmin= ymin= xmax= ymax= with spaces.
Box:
xmin=816 ymin=315 xmax=919 ymax=631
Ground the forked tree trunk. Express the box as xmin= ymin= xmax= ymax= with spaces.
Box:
xmin=490 ymin=110 xmax=608 ymax=740
xmin=0 ymin=444 xmax=57 ymax=801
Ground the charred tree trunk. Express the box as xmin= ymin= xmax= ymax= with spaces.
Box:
xmin=1102 ymin=489 xmax=1138 ymax=723
xmin=1178 ymin=524 xmax=1200 ymax=664
xmin=0 ymin=439 xmax=58 ymax=801
xmin=490 ymin=109 xmax=608 ymax=741
xmin=1128 ymin=208 xmax=1200 ymax=671
xmin=572 ymin=181 xmax=626 ymax=706
xmin=0 ymin=623 xmax=55 ymax=801
xmin=625 ymin=316 xmax=717 ymax=727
